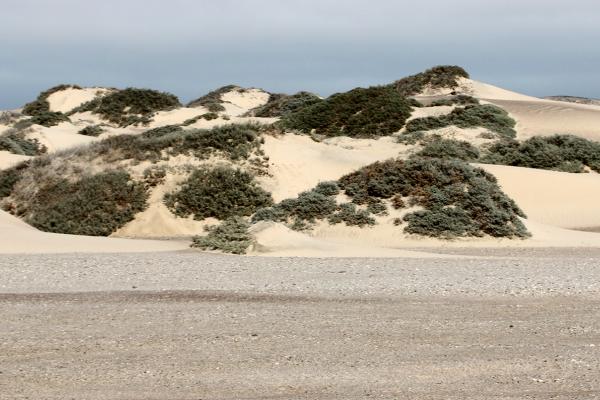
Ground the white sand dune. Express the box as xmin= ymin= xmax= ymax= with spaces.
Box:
xmin=220 ymin=88 xmax=270 ymax=117
xmin=47 ymin=87 xmax=109 ymax=113
xmin=0 ymin=210 xmax=189 ymax=254
xmin=481 ymin=164 xmax=600 ymax=230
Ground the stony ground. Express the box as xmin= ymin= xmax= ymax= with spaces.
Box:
xmin=1 ymin=249 xmax=600 ymax=399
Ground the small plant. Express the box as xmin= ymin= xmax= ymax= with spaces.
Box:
xmin=78 ymin=125 xmax=104 ymax=137
xmin=246 ymin=92 xmax=323 ymax=117
xmin=281 ymin=86 xmax=413 ymax=138
xmin=0 ymin=131 xmax=46 ymax=156
xmin=187 ymin=85 xmax=240 ymax=111
xmin=164 ymin=166 xmax=273 ymax=220
xmin=416 ymin=138 xmax=480 ymax=161
xmin=192 ymin=217 xmax=253 ymax=254
xmin=393 ymin=66 xmax=469 ymax=96
xmin=0 ymin=162 xmax=29 ymax=199
xmin=73 ymin=88 xmax=181 ymax=127
xmin=429 ymin=95 xmax=479 ymax=107
xmin=30 ymin=111 xmax=70 ymax=127
xmin=143 ymin=166 xmax=167 ymax=187
xmin=405 ymin=104 xmax=516 ymax=139
xmin=328 ymin=203 xmax=376 ymax=227
xmin=480 ymin=135 xmax=600 ymax=173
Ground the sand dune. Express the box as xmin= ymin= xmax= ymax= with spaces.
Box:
xmin=481 ymin=164 xmax=600 ymax=230
xmin=47 ymin=87 xmax=109 ymax=113
xmin=0 ymin=210 xmax=189 ymax=254
xmin=0 ymin=151 xmax=31 ymax=170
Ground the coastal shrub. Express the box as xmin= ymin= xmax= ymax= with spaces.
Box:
xmin=480 ymin=134 xmax=600 ymax=173
xmin=403 ymin=207 xmax=478 ymax=238
xmin=338 ymin=157 xmax=528 ymax=238
xmin=405 ymin=104 xmax=516 ymax=139
xmin=281 ymin=86 xmax=413 ymax=138
xmin=0 ymin=111 xmax=21 ymax=125
xmin=25 ymin=170 xmax=148 ymax=236
xmin=187 ymin=85 xmax=241 ymax=111
xmin=0 ymin=162 xmax=30 ymax=199
xmin=30 ymin=111 xmax=70 ymax=127
xmin=0 ymin=131 xmax=46 ymax=156
xmin=247 ymin=92 xmax=323 ymax=117
xmin=328 ymin=203 xmax=376 ymax=227
xmin=164 ymin=166 xmax=273 ymax=220
xmin=142 ymin=166 xmax=167 ymax=188
xmin=182 ymin=112 xmax=220 ymax=126
xmin=430 ymin=95 xmax=479 ymax=107
xmin=313 ymin=181 xmax=340 ymax=196
xmin=78 ymin=125 xmax=104 ymax=137
xmin=22 ymin=84 xmax=81 ymax=116
xmin=73 ymin=88 xmax=181 ymax=127
xmin=95 ymin=123 xmax=264 ymax=163
xmin=192 ymin=217 xmax=253 ymax=254
xmin=393 ymin=65 xmax=469 ymax=96
xmin=416 ymin=138 xmax=480 ymax=161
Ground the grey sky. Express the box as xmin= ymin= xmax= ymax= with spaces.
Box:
xmin=1 ymin=0 xmax=599 ymax=109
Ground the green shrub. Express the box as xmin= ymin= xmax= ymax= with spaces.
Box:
xmin=95 ymin=123 xmax=264 ymax=163
xmin=143 ymin=166 xmax=167 ymax=188
xmin=480 ymin=135 xmax=600 ymax=173
xmin=182 ymin=113 xmax=220 ymax=126
xmin=0 ymin=162 xmax=30 ymax=199
xmin=247 ymin=92 xmax=323 ymax=117
xmin=22 ymin=84 xmax=81 ymax=116
xmin=0 ymin=131 xmax=46 ymax=156
xmin=164 ymin=166 xmax=273 ymax=220
xmin=78 ymin=125 xmax=104 ymax=137
xmin=30 ymin=111 xmax=70 ymax=127
xmin=405 ymin=104 xmax=516 ymax=139
xmin=416 ymin=138 xmax=480 ymax=161
xmin=327 ymin=203 xmax=376 ymax=227
xmin=393 ymin=66 xmax=469 ymax=97
xmin=187 ymin=85 xmax=241 ymax=111
xmin=281 ymin=86 xmax=413 ymax=138
xmin=313 ymin=181 xmax=340 ymax=196
xmin=430 ymin=95 xmax=479 ymax=107
xmin=73 ymin=88 xmax=181 ymax=127
xmin=338 ymin=157 xmax=528 ymax=238
xmin=192 ymin=217 xmax=253 ymax=254
xmin=24 ymin=170 xmax=148 ymax=236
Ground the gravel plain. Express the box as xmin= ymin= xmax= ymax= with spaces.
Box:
xmin=1 ymin=249 xmax=600 ymax=399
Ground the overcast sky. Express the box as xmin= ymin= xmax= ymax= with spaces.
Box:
xmin=1 ymin=0 xmax=599 ymax=109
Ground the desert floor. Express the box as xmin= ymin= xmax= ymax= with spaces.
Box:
xmin=1 ymin=249 xmax=600 ymax=399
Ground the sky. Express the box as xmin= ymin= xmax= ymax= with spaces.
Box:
xmin=1 ymin=0 xmax=600 ymax=109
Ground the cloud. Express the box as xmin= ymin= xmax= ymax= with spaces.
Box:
xmin=1 ymin=0 xmax=600 ymax=108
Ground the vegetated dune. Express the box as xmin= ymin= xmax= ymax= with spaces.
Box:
xmin=4 ymin=67 xmax=600 ymax=256
xmin=480 ymin=164 xmax=600 ymax=230
xmin=259 ymin=134 xmax=410 ymax=202
xmin=0 ymin=210 xmax=189 ymax=254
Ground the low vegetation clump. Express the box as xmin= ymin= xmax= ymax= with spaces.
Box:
xmin=164 ymin=166 xmax=273 ymax=221
xmin=0 ymin=131 xmax=46 ymax=156
xmin=480 ymin=135 xmax=600 ymax=173
xmin=78 ymin=125 xmax=104 ymax=136
xmin=393 ymin=65 xmax=469 ymax=97
xmin=338 ymin=157 xmax=529 ymax=238
xmin=72 ymin=88 xmax=181 ymax=127
xmin=94 ymin=123 xmax=265 ymax=163
xmin=0 ymin=162 xmax=30 ymax=199
xmin=14 ymin=170 xmax=147 ymax=236
xmin=429 ymin=95 xmax=479 ymax=107
xmin=192 ymin=217 xmax=253 ymax=254
xmin=246 ymin=92 xmax=323 ymax=117
xmin=182 ymin=113 xmax=219 ymax=126
xmin=29 ymin=111 xmax=70 ymax=127
xmin=405 ymin=104 xmax=516 ymax=139
xmin=252 ymin=181 xmax=375 ymax=230
xmin=281 ymin=86 xmax=413 ymax=138
xmin=0 ymin=111 xmax=21 ymax=125
xmin=22 ymin=84 xmax=81 ymax=116
xmin=415 ymin=138 xmax=480 ymax=161
xmin=187 ymin=85 xmax=241 ymax=112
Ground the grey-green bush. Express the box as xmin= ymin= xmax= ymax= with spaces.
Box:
xmin=164 ymin=166 xmax=273 ymax=220
xmin=192 ymin=217 xmax=253 ymax=254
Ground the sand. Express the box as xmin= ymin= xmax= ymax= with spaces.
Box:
xmin=47 ymin=87 xmax=109 ymax=113
xmin=0 ymin=210 xmax=188 ymax=254
xmin=0 ymin=151 xmax=31 ymax=170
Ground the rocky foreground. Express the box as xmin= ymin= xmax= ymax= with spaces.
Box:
xmin=1 ymin=250 xmax=600 ymax=399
